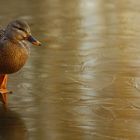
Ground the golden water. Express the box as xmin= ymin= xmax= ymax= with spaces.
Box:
xmin=0 ymin=0 xmax=140 ymax=139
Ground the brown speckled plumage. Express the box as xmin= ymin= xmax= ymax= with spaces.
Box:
xmin=0 ymin=40 xmax=29 ymax=74
xmin=0 ymin=27 xmax=5 ymax=39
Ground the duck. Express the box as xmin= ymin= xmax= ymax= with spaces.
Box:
xmin=0 ymin=20 xmax=41 ymax=105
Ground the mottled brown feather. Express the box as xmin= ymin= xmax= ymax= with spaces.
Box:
xmin=0 ymin=28 xmax=5 ymax=39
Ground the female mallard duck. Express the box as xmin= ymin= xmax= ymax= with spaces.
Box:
xmin=0 ymin=20 xmax=41 ymax=105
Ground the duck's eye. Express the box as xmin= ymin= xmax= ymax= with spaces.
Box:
xmin=18 ymin=27 xmax=23 ymax=31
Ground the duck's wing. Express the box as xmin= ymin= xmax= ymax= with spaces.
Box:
xmin=0 ymin=27 xmax=5 ymax=40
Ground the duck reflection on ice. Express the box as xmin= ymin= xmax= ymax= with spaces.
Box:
xmin=0 ymin=106 xmax=28 ymax=140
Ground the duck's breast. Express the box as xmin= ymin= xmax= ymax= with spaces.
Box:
xmin=0 ymin=41 xmax=29 ymax=74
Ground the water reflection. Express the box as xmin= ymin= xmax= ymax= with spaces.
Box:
xmin=0 ymin=0 xmax=140 ymax=139
xmin=0 ymin=106 xmax=27 ymax=140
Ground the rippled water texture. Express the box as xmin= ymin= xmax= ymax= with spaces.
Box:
xmin=0 ymin=0 xmax=140 ymax=140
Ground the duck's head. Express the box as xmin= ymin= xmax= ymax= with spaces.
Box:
xmin=5 ymin=20 xmax=41 ymax=46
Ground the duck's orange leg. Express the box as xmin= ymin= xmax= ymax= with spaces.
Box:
xmin=0 ymin=74 xmax=11 ymax=105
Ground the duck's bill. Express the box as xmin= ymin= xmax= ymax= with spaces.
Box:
xmin=27 ymin=35 xmax=41 ymax=46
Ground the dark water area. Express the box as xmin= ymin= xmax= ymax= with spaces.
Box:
xmin=0 ymin=0 xmax=140 ymax=139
